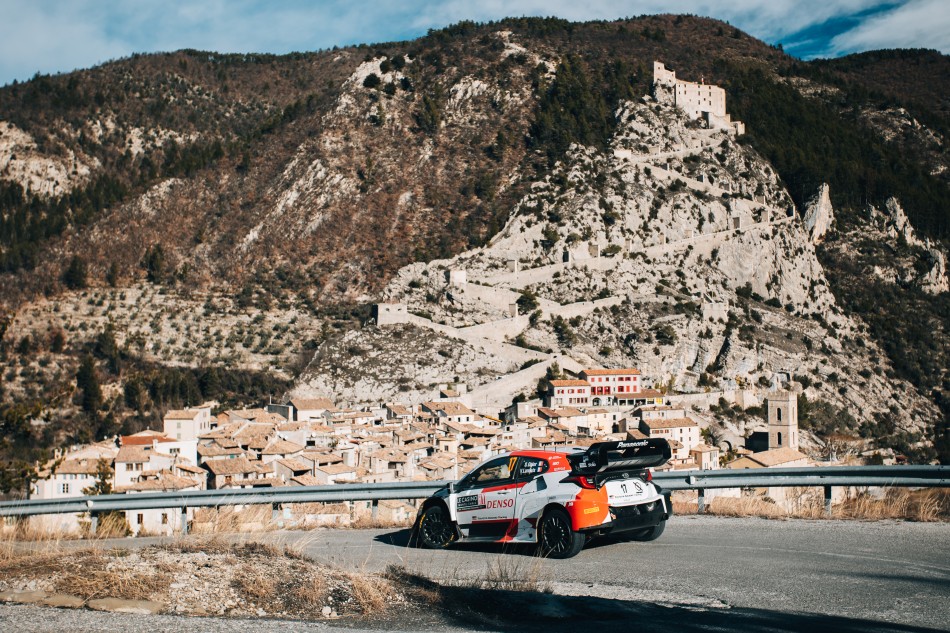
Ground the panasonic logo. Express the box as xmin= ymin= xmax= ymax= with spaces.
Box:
xmin=617 ymin=441 xmax=648 ymax=448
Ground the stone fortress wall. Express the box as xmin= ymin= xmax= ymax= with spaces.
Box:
xmin=653 ymin=61 xmax=744 ymax=135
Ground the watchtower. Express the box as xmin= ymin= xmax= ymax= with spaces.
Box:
xmin=766 ymin=391 xmax=798 ymax=450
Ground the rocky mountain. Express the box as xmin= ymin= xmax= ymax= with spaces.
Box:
xmin=0 ymin=15 xmax=948 ymax=490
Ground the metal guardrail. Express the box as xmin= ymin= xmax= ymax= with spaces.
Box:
xmin=0 ymin=466 xmax=946 ymax=532
xmin=652 ymin=465 xmax=950 ymax=513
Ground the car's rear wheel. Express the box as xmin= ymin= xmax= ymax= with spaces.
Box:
xmin=417 ymin=504 xmax=457 ymax=549
xmin=538 ymin=507 xmax=585 ymax=559
xmin=628 ymin=519 xmax=666 ymax=542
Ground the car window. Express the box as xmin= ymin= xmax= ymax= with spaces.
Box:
xmin=466 ymin=456 xmax=514 ymax=486
xmin=515 ymin=457 xmax=549 ymax=480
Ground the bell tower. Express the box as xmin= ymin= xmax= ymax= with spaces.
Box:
xmin=766 ymin=391 xmax=798 ymax=450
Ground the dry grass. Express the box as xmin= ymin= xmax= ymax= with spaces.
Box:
xmin=673 ymin=487 xmax=950 ymax=521
xmin=478 ymin=555 xmax=551 ymax=593
xmin=835 ymin=488 xmax=950 ymax=521
xmin=56 ymin=551 xmax=167 ymax=601
xmin=192 ymin=505 xmax=278 ymax=534
xmin=347 ymin=572 xmax=390 ymax=613
xmin=0 ymin=534 xmax=403 ymax=619
xmin=233 ymin=564 xmax=279 ymax=602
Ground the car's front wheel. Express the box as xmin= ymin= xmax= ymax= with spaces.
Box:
xmin=538 ymin=507 xmax=585 ymax=559
xmin=416 ymin=504 xmax=457 ymax=549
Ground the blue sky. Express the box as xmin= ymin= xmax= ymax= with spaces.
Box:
xmin=1 ymin=0 xmax=947 ymax=87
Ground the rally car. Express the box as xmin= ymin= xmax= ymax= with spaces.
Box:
xmin=412 ymin=438 xmax=672 ymax=558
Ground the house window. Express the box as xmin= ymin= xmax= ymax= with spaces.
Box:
xmin=126 ymin=463 xmax=133 ymax=471
xmin=777 ymin=408 xmax=783 ymax=422
xmin=60 ymin=483 xmax=70 ymax=494
xmin=777 ymin=432 xmax=783 ymax=446
xmin=161 ymin=513 xmax=168 ymax=525
xmin=137 ymin=514 xmax=144 ymax=525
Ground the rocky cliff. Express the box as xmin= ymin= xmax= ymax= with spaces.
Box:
xmin=0 ymin=16 xmax=948 ymax=483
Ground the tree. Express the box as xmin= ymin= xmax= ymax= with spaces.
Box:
xmin=516 ymin=289 xmax=539 ymax=313
xmin=362 ymin=73 xmax=381 ymax=89
xmin=94 ymin=326 xmax=121 ymax=374
xmin=50 ymin=329 xmax=66 ymax=353
xmin=415 ymin=93 xmax=442 ymax=133
xmin=76 ymin=354 xmax=102 ymax=414
xmin=141 ymin=244 xmax=166 ymax=283
xmin=105 ymin=261 xmax=120 ymax=287
xmin=701 ymin=425 xmax=724 ymax=446
xmin=82 ymin=458 xmax=114 ymax=496
xmin=123 ymin=376 xmax=147 ymax=412
xmin=62 ymin=255 xmax=87 ymax=290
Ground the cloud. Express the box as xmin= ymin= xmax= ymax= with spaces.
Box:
xmin=0 ymin=1 xmax=128 ymax=83
xmin=829 ymin=0 xmax=950 ymax=54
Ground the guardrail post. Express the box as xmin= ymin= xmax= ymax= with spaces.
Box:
xmin=180 ymin=507 xmax=188 ymax=535
xmin=89 ymin=512 xmax=98 ymax=536
xmin=824 ymin=486 xmax=833 ymax=517
xmin=371 ymin=499 xmax=379 ymax=521
xmin=697 ymin=488 xmax=705 ymax=514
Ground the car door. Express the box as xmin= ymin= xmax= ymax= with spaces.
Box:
xmin=454 ymin=455 xmax=519 ymax=540
xmin=513 ymin=456 xmax=551 ymax=538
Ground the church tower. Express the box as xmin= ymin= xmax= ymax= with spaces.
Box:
xmin=766 ymin=391 xmax=798 ymax=450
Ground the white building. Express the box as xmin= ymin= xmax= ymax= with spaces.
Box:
xmin=114 ymin=445 xmax=176 ymax=488
xmin=547 ymin=380 xmax=591 ymax=407
xmin=637 ymin=408 xmax=701 ymax=462
xmin=163 ymin=405 xmax=213 ymax=441
xmin=120 ymin=473 xmax=202 ymax=536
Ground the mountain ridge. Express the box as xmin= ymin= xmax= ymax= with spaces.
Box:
xmin=0 ymin=15 xmax=948 ymax=491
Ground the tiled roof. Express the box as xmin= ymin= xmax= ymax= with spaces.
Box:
xmin=261 ymin=439 xmax=305 ymax=455
xmin=423 ymin=401 xmax=476 ymax=416
xmin=118 ymin=473 xmax=201 ymax=492
xmin=642 ymin=417 xmax=699 ymax=430
xmin=748 ymin=447 xmax=808 ymax=467
xmin=290 ymin=474 xmax=323 ymax=487
xmin=581 ymin=368 xmax=641 ymax=376
xmin=290 ymin=397 xmax=336 ymax=410
xmin=55 ymin=458 xmax=103 ymax=475
xmin=549 ymin=379 xmax=590 ymax=387
xmin=316 ymin=463 xmax=357 ymax=475
xmin=277 ymin=458 xmax=311 ymax=472
xmin=204 ymin=456 xmax=258 ymax=475
xmin=164 ymin=409 xmax=201 ymax=420
xmin=115 ymin=446 xmax=151 ymax=463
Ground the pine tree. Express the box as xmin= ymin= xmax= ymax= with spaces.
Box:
xmin=62 ymin=255 xmax=87 ymax=290
xmin=82 ymin=458 xmax=113 ymax=496
xmin=76 ymin=354 xmax=102 ymax=413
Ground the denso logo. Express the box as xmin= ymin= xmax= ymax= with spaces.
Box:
xmin=486 ymin=498 xmax=514 ymax=509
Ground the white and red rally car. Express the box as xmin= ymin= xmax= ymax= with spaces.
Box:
xmin=413 ymin=438 xmax=672 ymax=558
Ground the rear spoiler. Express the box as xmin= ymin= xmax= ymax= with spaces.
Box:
xmin=568 ymin=439 xmax=671 ymax=481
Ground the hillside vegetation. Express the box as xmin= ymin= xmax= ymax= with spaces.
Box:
xmin=0 ymin=15 xmax=949 ymax=492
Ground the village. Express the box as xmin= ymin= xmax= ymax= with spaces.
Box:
xmin=29 ymin=362 xmax=815 ymax=536
xmin=22 ymin=62 xmax=841 ymax=536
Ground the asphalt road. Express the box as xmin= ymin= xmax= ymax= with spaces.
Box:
xmin=2 ymin=516 xmax=948 ymax=632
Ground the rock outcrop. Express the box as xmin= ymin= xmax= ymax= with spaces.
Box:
xmin=295 ymin=97 xmax=939 ymax=433
xmin=803 ymin=183 xmax=834 ymax=243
